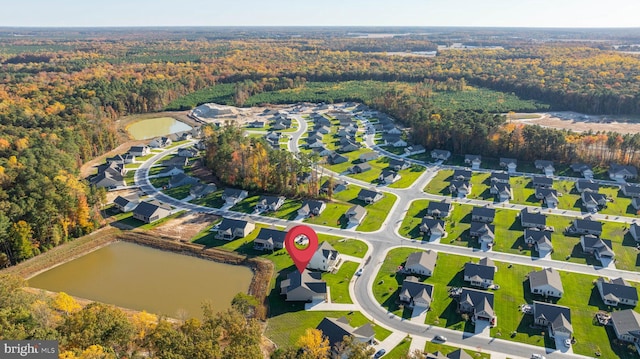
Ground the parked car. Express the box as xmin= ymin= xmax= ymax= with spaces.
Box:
xmin=373 ymin=349 xmax=386 ymax=358
xmin=434 ymin=335 xmax=447 ymax=342
xmin=531 ymin=354 xmax=546 ymax=359
xmin=355 ymin=268 xmax=363 ymax=276
xmin=564 ymin=338 xmax=571 ymax=348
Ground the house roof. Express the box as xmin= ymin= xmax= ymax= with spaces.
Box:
xmin=130 ymin=145 xmax=148 ymax=152
xmin=491 ymin=183 xmax=512 ymax=195
xmin=520 ymin=208 xmax=546 ymax=226
xmin=431 ymin=149 xmax=451 ymax=157
xmin=597 ymin=277 xmax=639 ymax=302
xmin=427 ymin=201 xmax=452 ymax=214
xmin=380 ymin=169 xmax=399 ymax=181
xmin=346 ymin=205 xmax=367 ymax=221
xmin=536 ymin=188 xmax=558 ymax=201
xmin=163 ymin=156 xmax=188 ymax=167
xmin=389 ymin=158 xmax=409 ymax=169
xmin=421 ymin=217 xmax=445 ymax=233
xmin=581 ymin=191 xmax=607 ymax=205
xmin=169 ymin=173 xmax=197 ymax=186
xmin=624 ymin=184 xmax=640 ymax=195
xmin=573 ymin=218 xmax=603 ymax=233
xmin=158 ymin=165 xmax=184 ymax=176
xmin=255 ymin=228 xmax=287 ymax=247
xmin=479 ymin=257 xmax=495 ymax=267
xmin=316 ymin=317 xmax=373 ymax=349
xmin=577 ymin=180 xmax=600 ymax=192
xmin=524 ymin=228 xmax=553 ymax=244
xmin=465 ymin=154 xmax=481 ymax=162
xmin=405 ymin=250 xmax=437 ymax=273
xmin=532 ymin=176 xmax=553 ymax=187
xmin=320 ymin=179 xmax=348 ymax=193
xmin=499 ymin=157 xmax=517 ymax=165
xmin=258 ymin=195 xmax=285 ymax=207
xmin=533 ymin=301 xmax=572 ymax=333
xmin=133 ymin=200 xmax=171 ymax=218
xmin=459 ymin=288 xmax=494 ymax=317
xmin=281 ymin=269 xmax=326 ymax=296
xmin=490 ymin=172 xmax=510 ymax=182
xmin=631 ymin=223 xmax=640 ymax=238
xmin=352 ymin=163 xmax=372 ymax=172
xmin=223 ymin=188 xmax=247 ymax=199
xmin=571 ymin=163 xmax=592 ymax=172
xmin=113 ymin=195 xmax=138 ymax=207
xmin=464 ymin=261 xmax=495 ymax=282
xmin=315 ymin=241 xmax=339 ymax=261
xmin=535 ymin=160 xmax=554 ymax=168
xmin=472 ymin=207 xmax=495 ymax=220
xmin=610 ymin=163 xmax=638 ymax=176
xmin=470 ymin=222 xmax=495 ymax=237
xmin=359 ymin=152 xmax=379 ymax=161
xmin=450 ymin=180 xmax=471 ymax=192
xmin=610 ymin=309 xmax=640 ymax=339
xmin=218 ymin=217 xmax=254 ymax=232
xmin=529 ymin=268 xmax=564 ymax=293
xmin=581 ymin=235 xmax=614 ymax=256
xmin=190 ymin=183 xmax=217 ymax=197
xmin=453 ymin=169 xmax=472 ymax=180
xmin=358 ymin=188 xmax=382 ymax=201
xmin=400 ymin=276 xmax=434 ymax=303
xmin=447 ymin=348 xmax=473 ymax=359
xmin=300 ymin=200 xmax=325 ymax=212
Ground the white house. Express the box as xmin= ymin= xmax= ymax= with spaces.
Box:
xmin=308 ymin=241 xmax=341 ymax=272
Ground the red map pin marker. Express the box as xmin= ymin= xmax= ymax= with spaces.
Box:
xmin=285 ymin=225 xmax=319 ymax=273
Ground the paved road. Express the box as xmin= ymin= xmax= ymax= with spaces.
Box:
xmin=132 ymin=115 xmax=627 ymax=359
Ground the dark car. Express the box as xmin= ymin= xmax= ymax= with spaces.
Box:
xmin=373 ymin=349 xmax=386 ymax=358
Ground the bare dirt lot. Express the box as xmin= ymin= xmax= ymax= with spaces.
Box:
xmin=148 ymin=212 xmax=217 ymax=240
xmin=515 ymin=112 xmax=640 ymax=134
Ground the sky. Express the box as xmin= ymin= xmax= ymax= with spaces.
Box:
xmin=1 ymin=0 xmax=639 ymax=28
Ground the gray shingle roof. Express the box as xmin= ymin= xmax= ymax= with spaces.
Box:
xmin=611 ymin=309 xmax=640 ymax=340
xmin=405 ymin=250 xmax=437 ymax=273
xmin=464 ymin=261 xmax=495 ymax=282
xmin=598 ymin=277 xmax=639 ymax=302
xmin=529 ymin=268 xmax=564 ymax=293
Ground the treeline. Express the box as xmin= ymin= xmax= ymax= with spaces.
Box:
xmin=0 ymin=275 xmax=264 ymax=359
xmin=203 ymin=125 xmax=318 ymax=197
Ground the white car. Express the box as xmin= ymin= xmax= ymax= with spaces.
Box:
xmin=531 ymin=354 xmax=546 ymax=359
xmin=355 ymin=268 xmax=363 ymax=276
xmin=564 ymin=338 xmax=571 ymax=348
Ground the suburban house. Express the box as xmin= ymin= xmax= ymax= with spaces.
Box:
xmin=532 ymin=176 xmax=553 ymax=189
xmin=449 ymin=180 xmax=472 ymax=198
xmin=419 ymin=217 xmax=447 ymax=239
xmin=581 ymin=191 xmax=608 ymax=212
xmin=247 ymin=120 xmax=265 ymax=128
xmin=389 ymin=158 xmax=410 ymax=171
xmin=280 ymin=270 xmax=327 ymax=302
xmin=255 ymin=195 xmax=286 ymax=212
xmin=535 ymin=160 xmax=555 ymax=176
xmin=443 ymin=349 xmax=473 ymax=359
xmin=312 ymin=146 xmax=333 ymax=157
xmin=490 ymin=183 xmax=513 ymax=202
xmin=490 ymin=171 xmax=510 ymax=184
xmin=308 ymin=241 xmax=341 ymax=272
xmin=189 ymin=183 xmax=216 ymax=199
xmin=129 ymin=145 xmax=150 ymax=157
xmin=379 ymin=169 xmax=401 ymax=184
xmin=316 ymin=317 xmax=375 ymax=354
xmin=523 ymin=228 xmax=554 ymax=256
xmin=357 ymin=188 xmax=384 ymax=204
xmin=568 ymin=218 xmax=603 ymax=236
xmin=520 ymin=208 xmax=547 ymax=229
xmin=465 ymin=154 xmax=482 ymax=169
xmin=575 ymin=179 xmax=600 ymax=193
xmin=168 ymin=173 xmax=198 ymax=188
xmin=215 ymin=217 xmax=255 ymax=240
xmin=339 ymin=142 xmax=360 ymax=153
xmin=222 ymin=188 xmax=249 ymax=206
xmin=359 ymin=152 xmax=379 ymax=162
xmin=346 ymin=205 xmax=367 ymax=225
xmin=631 ymin=223 xmax=640 ymax=241
xmin=387 ymin=126 xmax=402 ymax=135
xmin=90 ymin=163 xmax=126 ymax=189
xmin=580 ymin=234 xmax=615 ymax=264
xmin=149 ymin=136 xmax=172 ymax=148
xmin=253 ymin=227 xmax=287 ymax=251
xmin=307 ymin=132 xmax=322 ymax=142
xmin=404 ymin=144 xmax=426 ymax=156
xmin=132 ymin=200 xmax=171 ymax=223
xmin=622 ymin=184 xmax=640 ymax=198
xmin=113 ymin=195 xmax=139 ymax=213
xmin=306 ymin=138 xmax=324 ymax=149
xmin=535 ymin=188 xmax=559 ymax=208
xmin=596 ymin=277 xmax=639 ymax=307
xmin=634 ymin=198 xmax=640 ymax=211
xmin=399 ymin=276 xmax=434 ymax=310
xmin=463 ymin=258 xmax=496 ymax=288
xmin=298 ymin=200 xmax=326 ymax=217
xmin=499 ymin=157 xmax=517 ymax=173
xmin=177 ymin=147 xmax=198 ymax=158
xmin=427 ymin=201 xmax=453 ymax=218
xmin=382 ymin=134 xmax=407 ymax=147
xmin=571 ymin=163 xmax=594 ymax=178
xmin=609 ymin=164 xmax=638 ymax=181
xmin=472 ymin=207 xmax=495 ymax=223
xmin=316 ymin=125 xmax=331 ymax=134
xmin=453 ymin=169 xmax=472 ymax=181
xmin=327 ymin=153 xmax=349 ymax=165
xmin=610 ymin=309 xmax=640 ymax=345
xmin=163 ymin=155 xmax=188 ymax=168
xmin=349 ymin=163 xmax=372 ymax=174
xmin=469 ymin=222 xmax=496 ymax=246
xmin=404 ymin=250 xmax=438 ymax=276
xmin=320 ymin=179 xmax=348 ymax=194
xmin=529 ymin=268 xmax=564 ymax=298
xmin=457 ymin=288 xmax=496 ymax=327
xmin=431 ymin=149 xmax=451 ymax=161
xmin=531 ymin=301 xmax=573 ymax=340
xmin=157 ymin=165 xmax=185 ymax=178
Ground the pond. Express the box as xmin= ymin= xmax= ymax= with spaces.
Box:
xmin=127 ymin=117 xmax=193 ymax=140
xmin=28 ymin=241 xmax=253 ymax=319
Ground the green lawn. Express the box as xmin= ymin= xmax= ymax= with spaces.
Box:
xmin=330 ymin=184 xmax=397 ymax=232
xmin=125 ymin=163 xmax=142 ymax=169
xmin=384 ymin=336 xmax=412 ymax=359
xmin=190 ymin=189 xmax=225 ymax=208
xmin=323 ymin=261 xmax=359 ymax=303
xmin=423 ymin=342 xmax=490 ymax=359
xmin=398 ymin=200 xmax=474 ymax=248
xmin=265 ymin=199 xmax=303 ymax=221
xmin=305 ymin=202 xmax=353 ymax=228
xmin=162 ymin=185 xmax=191 ymax=200
xmin=135 ymin=153 xmax=157 ymax=162
xmin=149 ymin=176 xmax=170 ymax=188
xmin=423 ymin=170 xmax=453 ymax=195
xmin=388 ymin=164 xmax=426 ymax=189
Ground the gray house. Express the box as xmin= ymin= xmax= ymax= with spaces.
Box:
xmin=571 ymin=163 xmax=593 ymax=179
xmin=168 ymin=173 xmax=198 ymax=188
xmin=399 ymin=276 xmax=434 ymax=310
xmin=316 ymin=317 xmax=375 ymax=353
xmin=298 ymin=200 xmax=326 ymax=217
xmin=576 ymin=179 xmax=599 ymax=193
xmin=532 ymin=301 xmax=572 ymax=340
xmin=534 ymin=160 xmax=555 ymax=176
xmin=610 ymin=309 xmax=640 ymax=345
xmin=449 ymin=180 xmax=472 ymax=198
xmin=580 ymin=235 xmax=615 ymax=265
xmin=189 ymin=183 xmax=217 ymax=199
xmin=216 ymin=217 xmax=256 ymax=240
xmin=350 ymin=163 xmax=372 ymax=174
xmin=465 ymin=154 xmax=482 ymax=170
xmin=471 ymin=207 xmax=495 ymax=223
xmin=419 ymin=217 xmax=447 ymax=238
xmin=581 ymin=191 xmax=607 ymax=212
xmin=529 ymin=268 xmax=564 ymax=298
xmin=535 ymin=188 xmax=559 ymax=208
xmin=596 ymin=277 xmax=638 ymax=307
xmin=524 ymin=228 xmax=554 ymax=257
xmin=622 ymin=184 xmax=640 ymax=198
xmin=346 ymin=205 xmax=367 ymax=225
xmin=520 ymin=208 xmax=546 ymax=229
xmin=499 ymin=158 xmax=517 ymax=173
xmin=469 ymin=222 xmax=495 ymax=246
xmin=631 ymin=223 xmax=640 ymax=242
xmin=463 ymin=258 xmax=496 ymax=288
xmin=222 ymin=188 xmax=249 ymax=206
xmin=452 ymin=169 xmax=472 ymax=181
xmin=457 ymin=288 xmax=496 ymax=327
xmin=280 ymin=270 xmax=327 ymax=302
xmin=308 ymin=241 xmax=341 ymax=272
xmin=431 ymin=149 xmax=451 ymax=161
xmin=389 ymin=158 xmax=410 ymax=171
xmin=532 ymin=176 xmax=553 ymax=189
xmin=357 ymin=188 xmax=383 ymax=204
xmin=132 ymin=200 xmax=171 ymax=224
xmin=254 ymin=227 xmax=287 ymax=251
xmin=568 ymin=218 xmax=602 ymax=236
xmin=404 ymin=250 xmax=438 ymax=276
xmin=490 ymin=183 xmax=513 ymax=202
xmin=379 ymin=169 xmax=401 ymax=184
xmin=609 ymin=164 xmax=638 ymax=181
xmin=427 ymin=201 xmax=453 ymax=218
xmin=255 ymin=195 xmax=286 ymax=212
xmin=113 ymin=195 xmax=139 ymax=213
xmin=129 ymin=145 xmax=150 ymax=157
xmin=490 ymin=171 xmax=510 ymax=184
xmin=359 ymin=152 xmax=379 ymax=162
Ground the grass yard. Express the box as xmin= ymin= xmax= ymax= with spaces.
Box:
xmin=323 ymin=261 xmax=359 ymax=303
xmin=149 ymin=176 xmax=170 ymax=188
xmin=384 ymin=336 xmax=412 ymax=359
xmin=162 ymin=185 xmax=191 ymax=200
xmin=423 ymin=169 xmax=453 ymax=195
xmin=265 ymin=199 xmax=303 ymax=221
xmin=190 ymin=189 xmax=225 ymax=208
xmin=305 ymin=202 xmax=353 ymax=228
xmin=388 ymin=164 xmax=426 ymax=189
xmin=398 ymin=200 xmax=474 ymax=248
xmin=423 ymin=342 xmax=490 ymax=359
xmin=331 ymin=184 xmax=397 ymax=232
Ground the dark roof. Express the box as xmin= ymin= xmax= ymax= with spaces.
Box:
xmin=610 ymin=309 xmax=640 ymax=339
xmin=472 ymin=207 xmax=495 ymax=220
xmin=447 ymin=349 xmax=473 ymax=359
xmin=218 ymin=217 xmax=253 ymax=232
xmin=465 ymin=154 xmax=481 ymax=162
xmin=453 ymin=169 xmax=472 ymax=180
xmin=427 ymin=201 xmax=452 ymax=213
xmin=421 ymin=217 xmax=445 ymax=232
xmin=573 ymin=218 xmax=603 ymax=233
xmin=458 ymin=288 xmax=494 ymax=316
xmin=524 ymin=228 xmax=553 ymax=243
xmin=389 ymin=158 xmax=409 ymax=169
xmin=450 ymin=180 xmax=471 ymax=192
xmin=529 ymin=268 xmax=563 ymax=292
xmin=577 ymin=180 xmax=600 ymax=192
xmin=255 ymin=228 xmax=287 ymax=246
xmin=490 ymin=171 xmax=510 ymax=182
xmin=258 ymin=195 xmax=285 ymax=207
xmin=113 ymin=195 xmax=137 ymax=207
xmin=301 ymin=199 xmax=325 ymax=212
xmin=358 ymin=188 xmax=382 ymax=200
xmin=464 ymin=261 xmax=495 ymax=282
xmin=499 ymin=157 xmax=517 ymax=165
xmin=571 ymin=163 xmax=592 ymax=172
xmin=351 ymin=163 xmax=372 ymax=172
xmin=536 ymin=187 xmax=558 ymax=199
xmin=535 ymin=160 xmax=554 ymax=168
xmin=470 ymin=222 xmax=495 ymax=236
xmin=598 ymin=277 xmax=639 ymax=302
xmin=400 ymin=276 xmax=434 ymax=301
xmin=316 ymin=317 xmax=374 ymax=349
xmin=223 ymin=188 xmax=246 ymax=199
xmin=581 ymin=235 xmax=614 ymax=254
xmin=133 ymin=200 xmax=171 ymax=217
xmin=624 ymin=184 xmax=640 ymax=195
xmin=532 ymin=176 xmax=553 ymax=187
xmin=533 ymin=301 xmax=572 ymax=329
xmin=520 ymin=208 xmax=546 ymax=226
xmin=283 ymin=269 xmax=326 ymax=296
xmin=610 ymin=163 xmax=638 ymax=176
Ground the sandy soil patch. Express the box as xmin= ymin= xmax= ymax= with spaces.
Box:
xmin=148 ymin=212 xmax=217 ymax=240
xmin=514 ymin=112 xmax=640 ymax=134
